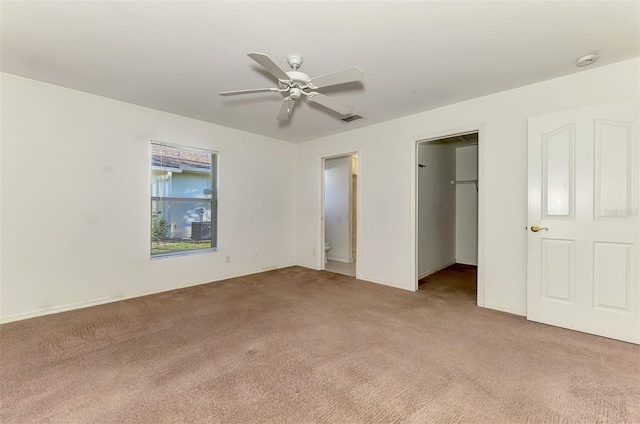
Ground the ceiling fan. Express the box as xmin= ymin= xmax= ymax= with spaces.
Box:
xmin=220 ymin=53 xmax=364 ymax=121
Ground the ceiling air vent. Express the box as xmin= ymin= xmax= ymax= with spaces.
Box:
xmin=341 ymin=114 xmax=364 ymax=123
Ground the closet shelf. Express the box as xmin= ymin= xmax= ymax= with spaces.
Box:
xmin=451 ymin=179 xmax=478 ymax=190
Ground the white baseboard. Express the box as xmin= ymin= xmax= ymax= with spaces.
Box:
xmin=327 ymin=255 xmax=353 ymax=263
xmin=0 ymin=263 xmax=296 ymax=324
xmin=418 ymin=260 xmax=456 ymax=280
xmin=287 ymin=263 xmax=412 ymax=294
xmin=482 ymin=303 xmax=526 ymax=317
xmin=294 ymin=264 xmax=412 ymax=292
xmin=295 ymin=263 xmax=322 ymax=271
xmin=455 ymin=260 xmax=478 ymax=266
xmin=355 ymin=275 xmax=413 ymax=291
xmin=296 ymin=263 xmax=415 ymax=291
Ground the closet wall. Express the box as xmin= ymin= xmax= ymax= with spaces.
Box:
xmin=417 ymin=142 xmax=456 ymax=278
xmin=351 ymin=155 xmax=358 ymax=260
xmin=455 ymin=145 xmax=478 ymax=265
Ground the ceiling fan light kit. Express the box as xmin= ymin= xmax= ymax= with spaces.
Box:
xmin=220 ymin=52 xmax=364 ymax=121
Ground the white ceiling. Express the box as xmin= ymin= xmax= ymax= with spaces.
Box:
xmin=1 ymin=1 xmax=638 ymax=143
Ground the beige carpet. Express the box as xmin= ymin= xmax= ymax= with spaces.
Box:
xmin=1 ymin=265 xmax=638 ymax=423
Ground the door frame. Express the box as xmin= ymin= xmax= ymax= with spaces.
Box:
xmin=410 ymin=123 xmax=485 ymax=307
xmin=319 ymin=150 xmax=360 ymax=276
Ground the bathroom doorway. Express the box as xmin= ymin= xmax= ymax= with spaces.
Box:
xmin=414 ymin=128 xmax=483 ymax=305
xmin=322 ymin=153 xmax=358 ymax=277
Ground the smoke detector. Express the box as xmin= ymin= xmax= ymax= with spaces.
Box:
xmin=576 ymin=53 xmax=599 ymax=67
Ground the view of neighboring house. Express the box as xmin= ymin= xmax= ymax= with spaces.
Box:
xmin=150 ymin=145 xmax=216 ymax=242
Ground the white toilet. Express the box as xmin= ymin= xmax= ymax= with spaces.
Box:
xmin=324 ymin=242 xmax=331 ymax=264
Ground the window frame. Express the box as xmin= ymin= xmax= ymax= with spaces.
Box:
xmin=150 ymin=141 xmax=219 ymax=259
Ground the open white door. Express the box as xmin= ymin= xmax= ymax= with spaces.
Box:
xmin=527 ymin=98 xmax=639 ymax=344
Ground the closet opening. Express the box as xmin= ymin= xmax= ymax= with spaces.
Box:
xmin=416 ymin=132 xmax=480 ymax=303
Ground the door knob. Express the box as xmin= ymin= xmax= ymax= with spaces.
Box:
xmin=530 ymin=225 xmax=549 ymax=232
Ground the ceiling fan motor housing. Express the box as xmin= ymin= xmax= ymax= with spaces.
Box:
xmin=285 ymin=71 xmax=311 ymax=86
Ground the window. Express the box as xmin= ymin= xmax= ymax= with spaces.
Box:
xmin=150 ymin=143 xmax=217 ymax=257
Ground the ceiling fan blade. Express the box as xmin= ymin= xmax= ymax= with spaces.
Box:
xmin=307 ymin=67 xmax=364 ymax=89
xmin=306 ymin=92 xmax=353 ymax=115
xmin=219 ymin=88 xmax=282 ymax=96
xmin=277 ymin=97 xmax=295 ymax=121
xmin=247 ymin=52 xmax=290 ymax=81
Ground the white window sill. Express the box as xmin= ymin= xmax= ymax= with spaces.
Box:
xmin=150 ymin=247 xmax=218 ymax=260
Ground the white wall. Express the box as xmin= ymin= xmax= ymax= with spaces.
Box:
xmin=0 ymin=73 xmax=297 ymax=322
xmin=418 ymin=142 xmax=456 ymax=277
xmin=295 ymin=58 xmax=639 ymax=314
xmin=324 ymin=156 xmax=351 ymax=262
xmin=455 ymin=145 xmax=478 ymax=265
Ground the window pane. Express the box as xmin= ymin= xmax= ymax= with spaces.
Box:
xmin=151 ymin=200 xmax=217 ymax=256
xmin=151 ymin=145 xmax=214 ymax=199
xmin=151 ymin=143 xmax=218 ymax=258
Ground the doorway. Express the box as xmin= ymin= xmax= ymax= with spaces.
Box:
xmin=414 ymin=129 xmax=483 ymax=304
xmin=322 ymin=153 xmax=358 ymax=277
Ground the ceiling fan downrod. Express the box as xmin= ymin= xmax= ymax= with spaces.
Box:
xmin=287 ymin=55 xmax=303 ymax=71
